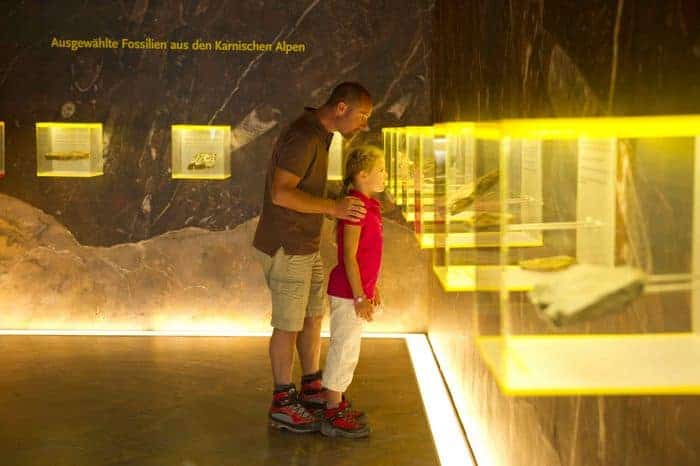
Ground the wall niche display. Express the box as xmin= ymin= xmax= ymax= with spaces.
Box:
xmin=0 ymin=121 xmax=5 ymax=178
xmin=171 ymin=125 xmax=231 ymax=180
xmin=36 ymin=123 xmax=103 ymax=177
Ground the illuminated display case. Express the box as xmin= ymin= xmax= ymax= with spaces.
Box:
xmin=0 ymin=121 xmax=4 ymax=178
xmin=401 ymin=126 xmax=432 ymax=223
xmin=431 ymin=122 xmax=543 ymax=291
xmin=475 ymin=115 xmax=700 ymax=395
xmin=414 ymin=123 xmax=464 ymax=249
xmin=36 ymin=123 xmax=103 ymax=177
xmin=171 ymin=125 xmax=231 ymax=179
xmin=327 ymin=131 xmax=343 ymax=181
xmin=384 ymin=125 xmax=434 ymax=223
xmin=382 ymin=127 xmax=396 ymax=199
xmin=412 ymin=126 xmax=439 ymax=247
xmin=394 ymin=128 xmax=410 ymax=210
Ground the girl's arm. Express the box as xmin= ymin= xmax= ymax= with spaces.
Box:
xmin=343 ymin=223 xmax=373 ymax=321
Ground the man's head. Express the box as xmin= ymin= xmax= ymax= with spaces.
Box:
xmin=323 ymin=82 xmax=372 ymax=138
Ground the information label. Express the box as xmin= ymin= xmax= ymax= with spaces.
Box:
xmin=576 ymin=138 xmax=617 ymax=266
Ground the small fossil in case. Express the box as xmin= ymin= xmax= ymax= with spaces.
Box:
xmin=45 ymin=151 xmax=91 ymax=160
xmin=466 ymin=211 xmax=512 ymax=229
xmin=187 ymin=152 xmax=217 ymax=170
xmin=449 ymin=169 xmax=499 ymax=216
xmin=519 ymin=255 xmax=576 ymax=272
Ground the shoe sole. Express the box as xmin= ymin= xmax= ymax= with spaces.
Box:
xmin=269 ymin=419 xmax=320 ymax=434
xmin=320 ymin=421 xmax=370 ymax=439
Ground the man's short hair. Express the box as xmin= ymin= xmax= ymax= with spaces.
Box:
xmin=325 ymin=82 xmax=371 ymax=107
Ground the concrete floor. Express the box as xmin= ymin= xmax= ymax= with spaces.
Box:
xmin=0 ymin=336 xmax=440 ymax=466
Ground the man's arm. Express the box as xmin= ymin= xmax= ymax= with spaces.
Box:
xmin=271 ymin=167 xmax=366 ymax=221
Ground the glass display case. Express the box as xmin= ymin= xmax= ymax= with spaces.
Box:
xmin=400 ymin=126 xmax=430 ymax=223
xmin=415 ymin=123 xmax=464 ymax=249
xmin=0 ymin=121 xmax=4 ymax=178
xmin=327 ymin=131 xmax=343 ymax=181
xmin=395 ymin=127 xmax=410 ymax=213
xmin=475 ymin=115 xmax=700 ymax=395
xmin=432 ymin=122 xmax=543 ymax=292
xmin=384 ymin=127 xmax=403 ymax=204
xmin=382 ymin=127 xmax=396 ymax=200
xmin=36 ymin=122 xmax=103 ymax=177
xmin=412 ymin=125 xmax=440 ymax=248
xmin=171 ymin=125 xmax=231 ymax=179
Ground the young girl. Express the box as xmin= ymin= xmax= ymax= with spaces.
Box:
xmin=321 ymin=145 xmax=386 ymax=438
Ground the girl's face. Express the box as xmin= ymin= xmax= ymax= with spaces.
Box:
xmin=364 ymin=157 xmax=386 ymax=193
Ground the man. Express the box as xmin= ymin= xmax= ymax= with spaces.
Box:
xmin=253 ymin=82 xmax=373 ymax=433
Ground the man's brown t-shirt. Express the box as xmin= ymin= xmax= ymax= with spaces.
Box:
xmin=253 ymin=108 xmax=333 ymax=256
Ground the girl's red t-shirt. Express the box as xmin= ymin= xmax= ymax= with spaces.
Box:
xmin=327 ymin=190 xmax=383 ymax=300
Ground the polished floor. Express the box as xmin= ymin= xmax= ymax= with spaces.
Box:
xmin=0 ymin=336 xmax=440 ymax=466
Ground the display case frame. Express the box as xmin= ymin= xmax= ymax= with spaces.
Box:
xmin=36 ymin=122 xmax=104 ymax=178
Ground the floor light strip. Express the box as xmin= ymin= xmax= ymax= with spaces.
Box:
xmin=405 ymin=334 xmax=475 ymax=466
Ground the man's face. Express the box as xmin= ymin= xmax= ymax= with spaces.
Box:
xmin=335 ymin=98 xmax=372 ymax=138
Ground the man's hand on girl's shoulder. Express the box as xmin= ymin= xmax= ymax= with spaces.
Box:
xmin=332 ymin=196 xmax=366 ymax=221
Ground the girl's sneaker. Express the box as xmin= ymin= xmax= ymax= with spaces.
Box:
xmin=320 ymin=400 xmax=370 ymax=439
xmin=341 ymin=394 xmax=367 ymax=423
xmin=300 ymin=379 xmax=368 ymax=423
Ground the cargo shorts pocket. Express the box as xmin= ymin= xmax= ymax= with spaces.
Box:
xmin=269 ymin=277 xmax=306 ymax=300
xmin=269 ymin=277 xmax=309 ymax=331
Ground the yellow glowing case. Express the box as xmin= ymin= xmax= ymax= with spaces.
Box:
xmin=430 ymin=121 xmax=544 ymax=292
xmin=413 ymin=125 xmax=440 ymax=247
xmin=171 ymin=125 xmax=231 ymax=180
xmin=415 ymin=123 xmax=468 ymax=249
xmin=382 ymin=127 xmax=396 ymax=200
xmin=473 ymin=115 xmax=700 ymax=395
xmin=395 ymin=126 xmax=435 ymax=223
xmin=36 ymin=122 xmax=103 ymax=177
xmin=394 ymin=128 xmax=409 ymax=208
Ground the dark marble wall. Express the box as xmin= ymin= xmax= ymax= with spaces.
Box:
xmin=0 ymin=0 xmax=432 ymax=246
xmin=430 ymin=1 xmax=700 ymax=465
xmin=432 ymin=0 xmax=700 ymax=121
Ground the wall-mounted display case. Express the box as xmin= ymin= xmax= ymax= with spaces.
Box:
xmin=36 ymin=122 xmax=103 ymax=177
xmin=474 ymin=115 xmax=700 ymax=395
xmin=431 ymin=122 xmax=543 ymax=292
xmin=171 ymin=125 xmax=231 ymax=180
xmin=382 ymin=127 xmax=396 ymax=201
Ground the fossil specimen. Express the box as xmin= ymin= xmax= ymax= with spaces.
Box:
xmin=519 ymin=255 xmax=576 ymax=271
xmin=45 ymin=151 xmax=90 ymax=160
xmin=449 ymin=169 xmax=499 ymax=216
xmin=187 ymin=152 xmax=217 ymax=170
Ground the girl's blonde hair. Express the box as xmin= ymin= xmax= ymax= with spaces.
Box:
xmin=339 ymin=144 xmax=384 ymax=198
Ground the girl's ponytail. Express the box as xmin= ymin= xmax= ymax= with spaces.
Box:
xmin=340 ymin=175 xmax=353 ymax=199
